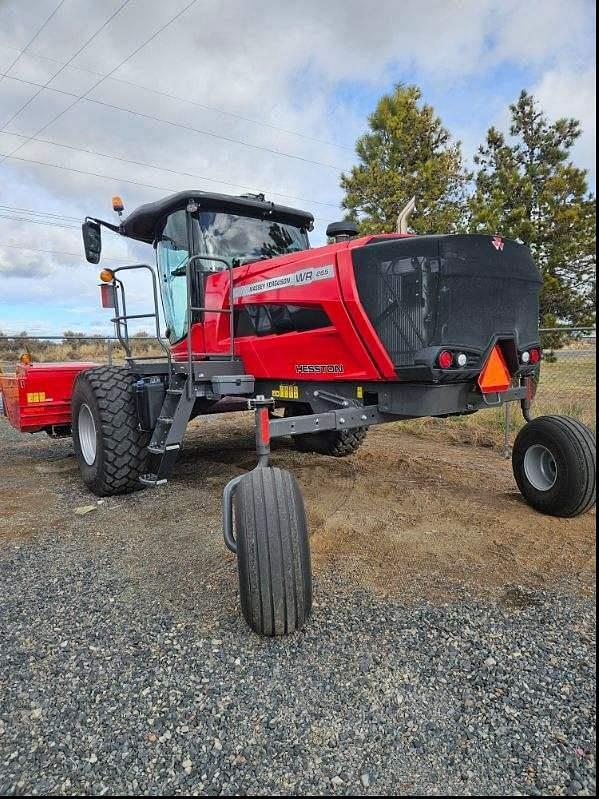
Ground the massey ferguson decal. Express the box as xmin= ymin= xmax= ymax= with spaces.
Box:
xmin=491 ymin=236 xmax=505 ymax=251
xmin=296 ymin=364 xmax=344 ymax=374
xmin=233 ymin=264 xmax=335 ymax=299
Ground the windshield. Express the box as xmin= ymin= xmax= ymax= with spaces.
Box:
xmin=194 ymin=211 xmax=309 ymax=262
xmin=156 ymin=209 xmax=310 ymax=343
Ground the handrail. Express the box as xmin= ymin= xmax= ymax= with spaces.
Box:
xmin=110 ymin=264 xmax=170 ymax=369
xmin=183 ymin=253 xmax=236 ymax=398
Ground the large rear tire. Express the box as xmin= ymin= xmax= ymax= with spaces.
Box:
xmin=72 ymin=366 xmax=149 ymax=496
xmin=512 ymin=415 xmax=596 ymax=517
xmin=234 ymin=467 xmax=312 ymax=636
xmin=285 ymin=404 xmax=367 ymax=457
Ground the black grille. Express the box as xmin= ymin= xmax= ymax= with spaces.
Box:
xmin=352 ymin=238 xmax=440 ymax=366
xmin=352 ymin=235 xmax=542 ymax=369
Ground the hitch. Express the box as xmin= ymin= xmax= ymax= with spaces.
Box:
xmin=248 ymin=395 xmax=275 ymax=468
xmin=520 ymin=376 xmax=536 ymax=422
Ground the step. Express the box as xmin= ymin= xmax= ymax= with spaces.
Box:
xmin=147 ymin=442 xmax=180 ymax=455
xmin=139 ymin=473 xmax=168 ymax=487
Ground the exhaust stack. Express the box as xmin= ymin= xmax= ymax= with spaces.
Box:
xmin=396 ymin=196 xmax=416 ymax=234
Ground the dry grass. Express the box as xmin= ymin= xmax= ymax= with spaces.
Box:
xmin=0 ymin=338 xmax=163 ymax=365
xmin=403 ymin=352 xmax=596 ymax=448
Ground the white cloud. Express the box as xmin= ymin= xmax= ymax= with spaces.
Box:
xmin=0 ymin=0 xmax=595 ymax=332
xmin=533 ymin=67 xmax=596 ymax=182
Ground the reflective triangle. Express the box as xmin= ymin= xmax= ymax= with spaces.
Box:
xmin=478 ymin=345 xmax=511 ymax=394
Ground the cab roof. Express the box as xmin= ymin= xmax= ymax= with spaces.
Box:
xmin=119 ymin=190 xmax=315 ymax=244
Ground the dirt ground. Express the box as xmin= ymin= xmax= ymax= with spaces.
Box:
xmin=0 ymin=411 xmax=595 ymax=627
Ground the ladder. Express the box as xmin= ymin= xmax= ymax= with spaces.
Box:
xmin=140 ymin=373 xmax=195 ymax=487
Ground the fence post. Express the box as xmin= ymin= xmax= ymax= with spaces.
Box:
xmin=503 ymin=401 xmax=512 ymax=459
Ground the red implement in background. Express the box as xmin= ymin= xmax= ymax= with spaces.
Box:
xmin=0 ymin=362 xmax=96 ymax=433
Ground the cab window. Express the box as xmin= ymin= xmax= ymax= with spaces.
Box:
xmin=156 ymin=210 xmax=189 ymax=342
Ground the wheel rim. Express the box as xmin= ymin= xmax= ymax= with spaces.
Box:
xmin=524 ymin=444 xmax=557 ymax=491
xmin=78 ymin=403 xmax=97 ymax=466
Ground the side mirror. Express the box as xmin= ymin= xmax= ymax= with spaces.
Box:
xmin=82 ymin=220 xmax=102 ymax=264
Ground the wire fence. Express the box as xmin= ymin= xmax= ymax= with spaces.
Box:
xmin=1 ymin=328 xmax=596 ymax=435
xmin=534 ymin=326 xmax=595 ymax=426
xmin=0 ymin=334 xmax=162 ymax=371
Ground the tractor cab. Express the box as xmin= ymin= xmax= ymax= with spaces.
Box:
xmin=83 ymin=191 xmax=314 ymax=348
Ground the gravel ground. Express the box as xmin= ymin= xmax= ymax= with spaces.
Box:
xmin=0 ymin=418 xmax=596 ymax=795
xmin=0 ymin=538 xmax=595 ymax=796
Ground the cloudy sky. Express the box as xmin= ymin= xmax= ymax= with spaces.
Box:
xmin=0 ymin=0 xmax=596 ymax=336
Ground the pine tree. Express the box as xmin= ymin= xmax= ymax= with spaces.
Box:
xmin=340 ymin=84 xmax=469 ymax=235
xmin=469 ymin=91 xmax=596 ymax=326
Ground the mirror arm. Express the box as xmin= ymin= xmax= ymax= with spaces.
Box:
xmin=85 ymin=215 xmax=121 ymax=234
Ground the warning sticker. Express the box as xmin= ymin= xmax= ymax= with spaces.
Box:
xmin=272 ymin=384 xmax=300 ymax=399
xmin=27 ymin=392 xmax=47 ymax=403
xmin=233 ymin=264 xmax=335 ymax=300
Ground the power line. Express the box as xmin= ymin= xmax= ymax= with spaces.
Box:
xmin=0 ymin=70 xmax=346 ymax=172
xmin=0 ymin=241 xmax=132 ymax=261
xmin=0 ymin=0 xmax=67 ymax=90
xmin=0 ymin=0 xmax=201 ymax=169
xmin=87 ymin=96 xmax=345 ymax=172
xmin=0 ymin=211 xmax=79 ymax=230
xmin=3 ymin=151 xmax=187 ymax=194
xmin=2 ymin=44 xmax=353 ymax=153
xmin=0 ymin=203 xmax=81 ymax=222
xmin=110 ymin=77 xmax=353 ymax=154
xmin=0 ymin=0 xmax=132 ymax=137
xmin=1 ymin=153 xmax=337 ymax=224
xmin=3 ymin=131 xmax=343 ymax=209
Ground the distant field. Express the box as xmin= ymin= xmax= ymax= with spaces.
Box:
xmin=0 ymin=338 xmax=161 ymax=366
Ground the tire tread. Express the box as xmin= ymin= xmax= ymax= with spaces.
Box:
xmin=513 ymin=414 xmax=596 ymax=517
xmin=235 ymin=467 xmax=311 ymax=635
xmin=73 ymin=366 xmax=149 ymax=495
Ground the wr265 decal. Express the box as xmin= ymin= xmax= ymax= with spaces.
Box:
xmin=232 ymin=264 xmax=335 ymax=300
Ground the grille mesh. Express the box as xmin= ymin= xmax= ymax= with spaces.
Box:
xmin=352 ymin=234 xmax=542 ymax=371
xmin=353 ymin=247 xmax=440 ymax=367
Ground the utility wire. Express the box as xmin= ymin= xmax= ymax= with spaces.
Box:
xmin=2 ymin=131 xmax=343 ymax=209
xmin=0 ymin=203 xmax=81 ymax=222
xmin=0 ymin=0 xmax=132 ymax=135
xmin=1 ymin=44 xmax=353 ymax=153
xmin=0 ymin=70 xmax=346 ymax=172
xmin=0 ymin=212 xmax=79 ymax=230
xmin=1 ymin=153 xmax=337 ymax=224
xmin=0 ymin=240 xmax=131 ymax=261
xmin=0 ymin=0 xmax=68 ymax=89
xmin=0 ymin=0 xmax=202 ymax=169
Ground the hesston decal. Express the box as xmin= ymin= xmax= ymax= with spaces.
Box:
xmin=295 ymin=364 xmax=344 ymax=374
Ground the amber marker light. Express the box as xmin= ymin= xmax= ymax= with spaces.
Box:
xmin=112 ymin=195 xmax=124 ymax=215
xmin=100 ymin=268 xmax=115 ymax=283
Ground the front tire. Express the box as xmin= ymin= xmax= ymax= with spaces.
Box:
xmin=234 ymin=467 xmax=312 ymax=635
xmin=512 ymin=415 xmax=596 ymax=517
xmin=72 ymin=366 xmax=149 ymax=496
